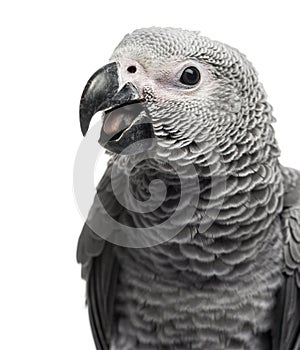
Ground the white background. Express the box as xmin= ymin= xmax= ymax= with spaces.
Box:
xmin=0 ymin=0 xmax=299 ymax=349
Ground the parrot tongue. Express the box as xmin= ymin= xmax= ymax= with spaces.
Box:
xmin=99 ymin=102 xmax=155 ymax=154
xmin=103 ymin=103 xmax=144 ymax=141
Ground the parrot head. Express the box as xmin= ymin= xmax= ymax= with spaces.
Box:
xmin=80 ymin=27 xmax=275 ymax=165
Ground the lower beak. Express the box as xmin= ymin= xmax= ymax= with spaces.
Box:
xmin=79 ymin=62 xmax=155 ymax=154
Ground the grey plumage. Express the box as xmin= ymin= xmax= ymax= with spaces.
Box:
xmin=77 ymin=27 xmax=300 ymax=349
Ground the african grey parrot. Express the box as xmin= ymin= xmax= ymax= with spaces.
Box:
xmin=77 ymin=27 xmax=300 ymax=350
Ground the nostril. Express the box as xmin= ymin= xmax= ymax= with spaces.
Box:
xmin=127 ymin=65 xmax=137 ymax=73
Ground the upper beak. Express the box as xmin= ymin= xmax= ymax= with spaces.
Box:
xmin=79 ymin=62 xmax=155 ymax=154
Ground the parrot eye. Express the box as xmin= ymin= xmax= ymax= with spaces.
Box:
xmin=180 ymin=66 xmax=201 ymax=86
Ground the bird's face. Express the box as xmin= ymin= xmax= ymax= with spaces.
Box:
xmin=80 ymin=28 xmax=271 ymax=165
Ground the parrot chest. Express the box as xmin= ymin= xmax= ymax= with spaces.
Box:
xmin=110 ymin=166 xmax=284 ymax=349
xmin=112 ymin=228 xmax=283 ymax=350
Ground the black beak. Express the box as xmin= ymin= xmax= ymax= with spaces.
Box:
xmin=79 ymin=62 xmax=155 ymax=154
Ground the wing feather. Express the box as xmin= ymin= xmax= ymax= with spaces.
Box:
xmin=77 ymin=162 xmax=122 ymax=349
xmin=273 ymin=168 xmax=300 ymax=350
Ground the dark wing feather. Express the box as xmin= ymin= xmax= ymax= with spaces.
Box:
xmin=273 ymin=168 xmax=300 ymax=350
xmin=87 ymin=240 xmax=119 ymax=350
xmin=77 ymin=162 xmax=123 ymax=350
